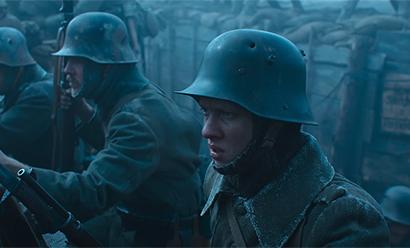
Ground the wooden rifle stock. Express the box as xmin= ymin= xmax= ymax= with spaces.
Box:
xmin=51 ymin=0 xmax=75 ymax=172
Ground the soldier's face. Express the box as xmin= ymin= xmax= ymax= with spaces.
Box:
xmin=64 ymin=57 xmax=85 ymax=97
xmin=199 ymin=97 xmax=253 ymax=165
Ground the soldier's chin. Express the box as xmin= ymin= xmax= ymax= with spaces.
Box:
xmin=212 ymin=158 xmax=231 ymax=168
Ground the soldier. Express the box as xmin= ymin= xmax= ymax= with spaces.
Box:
xmin=381 ymin=185 xmax=410 ymax=247
xmin=14 ymin=0 xmax=62 ymax=71
xmin=391 ymin=0 xmax=410 ymax=19
xmin=0 ymin=0 xmax=23 ymax=32
xmin=74 ymin=0 xmax=163 ymax=72
xmin=177 ymin=29 xmax=390 ymax=246
xmin=0 ymin=12 xmax=202 ymax=246
xmin=0 ymin=27 xmax=53 ymax=169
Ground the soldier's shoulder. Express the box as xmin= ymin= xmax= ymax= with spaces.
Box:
xmin=24 ymin=78 xmax=53 ymax=95
xmin=328 ymin=173 xmax=381 ymax=207
xmin=310 ymin=172 xmax=387 ymax=231
xmin=302 ymin=173 xmax=390 ymax=246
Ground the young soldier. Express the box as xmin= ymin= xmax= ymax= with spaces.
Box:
xmin=177 ymin=29 xmax=390 ymax=247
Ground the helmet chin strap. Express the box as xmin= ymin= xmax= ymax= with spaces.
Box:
xmin=213 ymin=121 xmax=284 ymax=176
xmin=5 ymin=66 xmax=24 ymax=96
xmin=212 ymin=139 xmax=256 ymax=175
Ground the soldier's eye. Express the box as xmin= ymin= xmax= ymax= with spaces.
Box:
xmin=220 ymin=111 xmax=235 ymax=120
xmin=200 ymin=107 xmax=209 ymax=117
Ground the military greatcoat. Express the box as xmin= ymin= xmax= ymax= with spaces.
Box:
xmin=203 ymin=133 xmax=390 ymax=247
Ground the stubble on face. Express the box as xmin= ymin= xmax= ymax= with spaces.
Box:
xmin=64 ymin=57 xmax=85 ymax=98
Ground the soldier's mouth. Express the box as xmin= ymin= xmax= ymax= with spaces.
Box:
xmin=209 ymin=144 xmax=224 ymax=161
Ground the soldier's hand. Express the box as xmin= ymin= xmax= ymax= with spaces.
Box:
xmin=60 ymin=88 xmax=74 ymax=110
xmin=59 ymin=88 xmax=96 ymax=123
xmin=0 ymin=150 xmax=28 ymax=174
xmin=0 ymin=149 xmax=12 ymax=167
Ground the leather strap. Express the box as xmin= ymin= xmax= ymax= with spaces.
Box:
xmin=226 ymin=197 xmax=247 ymax=247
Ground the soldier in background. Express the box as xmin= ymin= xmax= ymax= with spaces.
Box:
xmin=0 ymin=27 xmax=53 ymax=169
xmin=0 ymin=12 xmax=203 ymax=246
xmin=381 ymin=185 xmax=410 ymax=247
xmin=74 ymin=0 xmax=162 ymax=73
xmin=13 ymin=0 xmax=62 ymax=72
xmin=0 ymin=0 xmax=23 ymax=32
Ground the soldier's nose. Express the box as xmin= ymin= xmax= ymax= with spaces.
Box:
xmin=64 ymin=59 xmax=74 ymax=74
xmin=202 ymin=116 xmax=223 ymax=140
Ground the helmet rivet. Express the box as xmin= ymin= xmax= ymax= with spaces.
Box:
xmin=176 ymin=29 xmax=316 ymax=125
xmin=267 ymin=54 xmax=276 ymax=65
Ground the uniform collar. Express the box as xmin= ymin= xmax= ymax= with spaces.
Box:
xmin=201 ymin=133 xmax=335 ymax=247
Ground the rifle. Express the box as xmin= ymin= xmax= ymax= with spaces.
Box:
xmin=0 ymin=192 xmax=47 ymax=246
xmin=0 ymin=165 xmax=101 ymax=247
xmin=51 ymin=0 xmax=75 ymax=172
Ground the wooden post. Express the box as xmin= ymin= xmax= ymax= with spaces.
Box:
xmin=332 ymin=35 xmax=371 ymax=183
xmin=306 ymin=29 xmax=315 ymax=98
xmin=192 ymin=19 xmax=199 ymax=110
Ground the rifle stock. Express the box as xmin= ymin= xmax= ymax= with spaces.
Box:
xmin=0 ymin=165 xmax=101 ymax=247
xmin=51 ymin=0 xmax=75 ymax=172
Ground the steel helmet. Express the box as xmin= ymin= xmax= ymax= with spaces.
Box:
xmin=177 ymin=29 xmax=316 ymax=125
xmin=381 ymin=185 xmax=410 ymax=225
xmin=53 ymin=12 xmax=137 ymax=64
xmin=0 ymin=27 xmax=35 ymax=67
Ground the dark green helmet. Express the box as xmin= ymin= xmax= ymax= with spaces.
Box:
xmin=0 ymin=27 xmax=35 ymax=67
xmin=177 ymin=29 xmax=316 ymax=125
xmin=53 ymin=12 xmax=137 ymax=64
xmin=381 ymin=185 xmax=410 ymax=225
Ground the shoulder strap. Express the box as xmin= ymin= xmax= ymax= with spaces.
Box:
xmin=226 ymin=197 xmax=247 ymax=247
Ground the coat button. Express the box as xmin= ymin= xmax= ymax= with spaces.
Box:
xmin=234 ymin=203 xmax=247 ymax=216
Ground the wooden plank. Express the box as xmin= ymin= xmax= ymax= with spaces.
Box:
xmin=384 ymin=72 xmax=410 ymax=81
xmin=300 ymin=44 xmax=350 ymax=66
xmin=367 ymin=52 xmax=386 ymax=72
xmin=385 ymin=61 xmax=410 ymax=75
xmin=381 ymin=73 xmax=410 ymax=135
xmin=381 ymin=118 xmax=410 ymax=135
xmin=376 ymin=31 xmax=410 ymax=64
xmin=175 ymin=24 xmax=194 ymax=39
xmin=300 ymin=44 xmax=385 ymax=71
